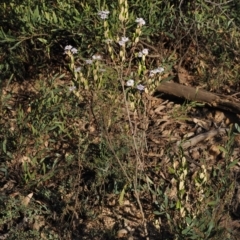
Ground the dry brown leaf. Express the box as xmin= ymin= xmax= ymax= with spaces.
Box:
xmin=22 ymin=192 xmax=33 ymax=206
xmin=190 ymin=149 xmax=200 ymax=160
xmin=183 ymin=132 xmax=195 ymax=138
xmin=44 ymin=140 xmax=49 ymax=148
xmin=19 ymin=156 xmax=31 ymax=163
xmin=175 ymin=66 xmax=193 ymax=84
xmin=33 ymin=215 xmax=45 ymax=231
xmin=117 ymin=229 xmax=128 ymax=238
xmin=214 ymin=111 xmax=224 ymax=123
xmin=209 ymin=145 xmax=221 ymax=158
xmin=102 ymin=216 xmax=115 ymax=229
xmin=154 ymin=105 xmax=166 ymax=114
xmin=193 ymin=118 xmax=211 ymax=130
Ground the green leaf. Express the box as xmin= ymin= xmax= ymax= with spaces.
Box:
xmin=37 ymin=38 xmax=47 ymax=44
xmin=42 ymin=162 xmax=46 ymax=175
xmin=45 ymin=11 xmax=50 ymax=21
xmin=73 ymin=16 xmax=82 ymax=22
xmin=176 ymin=199 xmax=181 ymax=209
xmin=207 ymin=201 xmax=217 ymax=206
xmin=2 ymin=139 xmax=7 ymax=153
xmin=165 ymin=32 xmax=175 ymax=39
xmin=227 ymin=159 xmax=239 ymax=169
xmin=206 ymin=221 xmax=215 ymax=236
xmin=0 ymin=167 xmax=8 ymax=177
xmin=235 ymin=123 xmax=240 ymax=133
xmin=185 ymin=217 xmax=192 ymax=225
xmin=10 ymin=40 xmax=25 ymax=50
xmin=153 ymin=211 xmax=163 ymax=215
xmin=218 ymin=146 xmax=227 ymax=153
xmin=32 ymin=6 xmax=40 ymax=22
xmin=53 ymin=11 xmax=58 ymax=23
xmin=145 ymin=175 xmax=154 ymax=185
xmin=182 ymin=227 xmax=191 ymax=235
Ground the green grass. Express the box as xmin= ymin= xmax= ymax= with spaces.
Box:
xmin=1 ymin=0 xmax=240 ymax=239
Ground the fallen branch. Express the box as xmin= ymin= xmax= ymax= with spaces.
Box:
xmin=177 ymin=128 xmax=228 ymax=150
xmin=156 ymin=82 xmax=240 ymax=114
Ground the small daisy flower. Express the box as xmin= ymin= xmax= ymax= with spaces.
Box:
xmin=126 ymin=79 xmax=134 ymax=87
xmin=71 ymin=48 xmax=78 ymax=54
xmin=121 ymin=37 xmax=129 ymax=42
xmin=149 ymin=67 xmax=164 ymax=77
xmin=69 ymin=86 xmax=76 ymax=92
xmin=102 ymin=10 xmax=110 ymax=15
xmin=99 ymin=13 xmax=108 ymax=19
xmin=138 ymin=48 xmax=149 ymax=58
xmin=138 ymin=52 xmax=143 ymax=58
xmin=65 ymin=45 xmax=73 ymax=50
xmin=86 ymin=59 xmax=93 ymax=64
xmin=118 ymin=37 xmax=129 ymax=46
xmin=135 ymin=18 xmax=146 ymax=26
xmin=64 ymin=45 xmax=73 ymax=54
xmin=149 ymin=71 xmax=156 ymax=77
xmin=98 ymin=10 xmax=110 ymax=20
xmin=142 ymin=48 xmax=149 ymax=55
xmin=92 ymin=55 xmax=102 ymax=60
xmin=136 ymin=84 xmax=145 ymax=91
xmin=156 ymin=67 xmax=164 ymax=73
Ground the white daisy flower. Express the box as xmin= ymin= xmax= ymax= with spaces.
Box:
xmin=126 ymin=79 xmax=134 ymax=87
xmin=135 ymin=18 xmax=146 ymax=26
xmin=142 ymin=48 xmax=149 ymax=55
xmin=92 ymin=55 xmax=102 ymax=60
xmin=71 ymin=48 xmax=78 ymax=54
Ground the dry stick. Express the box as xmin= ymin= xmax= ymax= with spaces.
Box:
xmin=120 ymin=81 xmax=149 ymax=240
xmin=155 ymin=82 xmax=237 ymax=167
xmin=119 ymin=44 xmax=149 ymax=238
xmin=182 ymin=128 xmax=229 ymax=167
xmin=179 ymin=128 xmax=228 ymax=150
xmin=156 ymin=82 xmax=240 ymax=114
xmin=175 ymin=128 xmax=228 ymax=168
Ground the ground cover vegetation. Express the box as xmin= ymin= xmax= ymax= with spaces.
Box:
xmin=1 ymin=0 xmax=240 ymax=239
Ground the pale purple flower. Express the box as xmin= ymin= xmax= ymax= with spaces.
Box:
xmin=74 ymin=67 xmax=81 ymax=72
xmin=118 ymin=40 xmax=125 ymax=46
xmin=126 ymin=79 xmax=134 ymax=87
xmin=136 ymin=84 xmax=145 ymax=91
xmin=135 ymin=18 xmax=146 ymax=26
